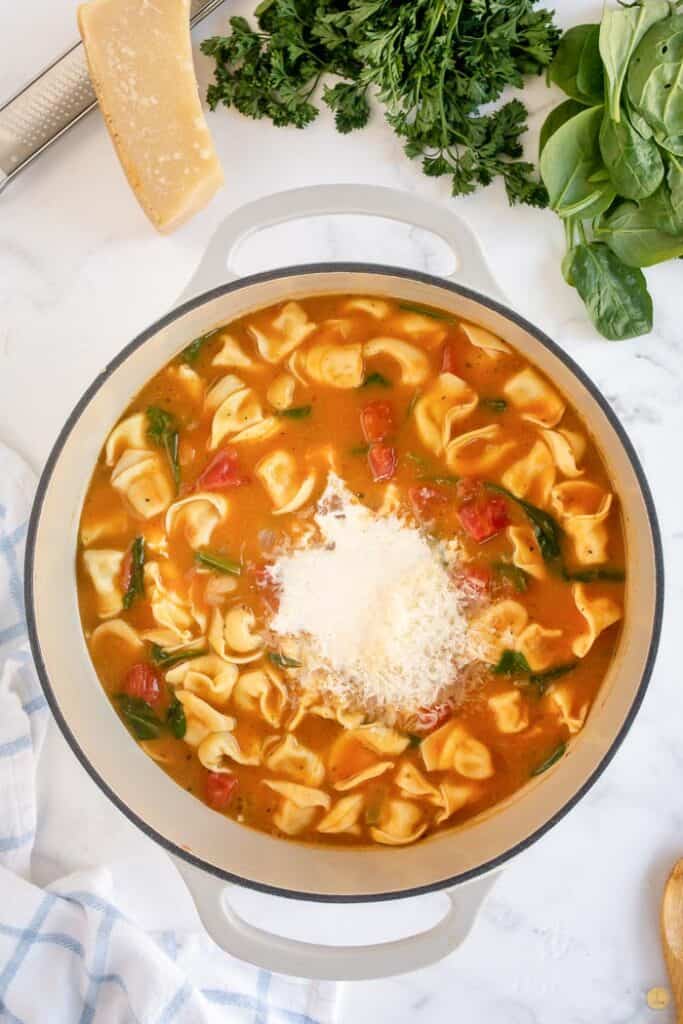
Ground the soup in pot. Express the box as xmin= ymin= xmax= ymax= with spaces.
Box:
xmin=77 ymin=295 xmax=625 ymax=847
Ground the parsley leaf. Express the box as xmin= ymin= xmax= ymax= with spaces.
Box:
xmin=147 ymin=406 xmax=181 ymax=492
xmin=202 ymin=2 xmax=559 ymax=205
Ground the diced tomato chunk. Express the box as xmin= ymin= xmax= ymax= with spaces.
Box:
xmin=455 ymin=476 xmax=482 ymax=503
xmin=413 ymin=701 xmax=455 ymax=734
xmin=205 ymin=771 xmax=238 ymax=810
xmin=368 ymin=444 xmax=397 ymax=482
xmin=460 ymin=565 xmax=492 ymax=595
xmin=459 ymin=494 xmax=509 ymax=543
xmin=196 ymin=448 xmax=249 ymax=491
xmin=122 ymin=663 xmax=161 ymax=706
xmin=440 ymin=341 xmax=461 ymax=375
xmin=409 ymin=485 xmax=448 ymax=517
xmin=361 ymin=401 xmax=394 ymax=444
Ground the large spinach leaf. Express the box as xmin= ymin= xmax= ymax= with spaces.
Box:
xmin=639 ymin=162 xmax=683 ymax=234
xmin=576 ymin=25 xmax=605 ymax=106
xmin=539 ymin=99 xmax=585 ymax=157
xmin=540 ymin=105 xmax=616 ymax=219
xmin=627 ymin=14 xmax=683 ymax=138
xmin=569 ymin=243 xmax=653 ymax=340
xmin=625 ymin=96 xmax=655 ymax=139
xmin=655 ymin=132 xmax=683 ymax=156
xmin=549 ymin=25 xmax=604 ymax=105
xmin=668 ymin=155 xmax=683 ymax=224
xmin=598 ymin=199 xmax=683 ymax=266
xmin=599 ymin=110 xmax=664 ymax=199
xmin=599 ymin=0 xmax=669 ymax=122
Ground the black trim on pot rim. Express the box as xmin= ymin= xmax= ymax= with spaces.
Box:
xmin=24 ymin=263 xmax=664 ymax=903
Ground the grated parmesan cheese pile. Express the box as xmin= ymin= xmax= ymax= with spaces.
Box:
xmin=269 ymin=477 xmax=479 ymax=718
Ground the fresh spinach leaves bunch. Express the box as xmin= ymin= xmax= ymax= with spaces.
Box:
xmin=540 ymin=1 xmax=683 ymax=340
xmin=201 ymin=0 xmax=559 ymax=206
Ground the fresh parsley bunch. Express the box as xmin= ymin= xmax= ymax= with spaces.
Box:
xmin=201 ymin=0 xmax=559 ymax=206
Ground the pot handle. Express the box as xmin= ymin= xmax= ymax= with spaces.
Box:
xmin=178 ymin=184 xmax=504 ymax=304
xmin=171 ymin=855 xmax=499 ymax=981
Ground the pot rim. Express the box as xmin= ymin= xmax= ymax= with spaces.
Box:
xmin=24 ymin=262 xmax=664 ymax=903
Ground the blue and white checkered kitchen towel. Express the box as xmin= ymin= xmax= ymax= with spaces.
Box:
xmin=0 ymin=442 xmax=337 ymax=1024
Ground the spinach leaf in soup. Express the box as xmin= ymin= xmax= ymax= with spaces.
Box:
xmin=540 ymin=105 xmax=616 ymax=220
xmin=531 ymin=742 xmax=566 ymax=777
xmin=117 ymin=696 xmax=163 ymax=741
xmin=549 ymin=24 xmax=603 ymax=106
xmin=627 ymin=14 xmax=683 ymax=138
xmin=597 ymin=200 xmax=683 ymax=267
xmin=539 ymin=99 xmax=585 ymax=158
xmin=599 ymin=0 xmax=669 ymax=122
xmin=166 ymin=695 xmax=187 ymax=739
xmin=493 ymin=650 xmax=532 ymax=677
xmin=599 ymin=111 xmax=664 ymax=199
xmin=486 ymin=483 xmax=562 ymax=563
xmin=147 ymin=406 xmax=181 ymax=491
xmin=568 ymin=242 xmax=653 ymax=340
xmin=122 ymin=536 xmax=145 ymax=609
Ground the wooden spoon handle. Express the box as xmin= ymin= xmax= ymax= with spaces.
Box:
xmin=661 ymin=860 xmax=683 ymax=1021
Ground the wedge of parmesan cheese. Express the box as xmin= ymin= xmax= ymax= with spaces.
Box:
xmin=78 ymin=0 xmax=224 ymax=232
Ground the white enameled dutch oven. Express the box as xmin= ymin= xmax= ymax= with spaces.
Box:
xmin=25 ymin=185 xmax=663 ymax=981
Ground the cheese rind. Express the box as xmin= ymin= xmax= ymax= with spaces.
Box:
xmin=78 ymin=0 xmax=224 ymax=232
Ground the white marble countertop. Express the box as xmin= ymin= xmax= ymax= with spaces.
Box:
xmin=2 ymin=0 xmax=682 ymax=1020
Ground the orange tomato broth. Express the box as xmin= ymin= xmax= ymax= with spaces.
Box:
xmin=76 ymin=294 xmax=625 ymax=847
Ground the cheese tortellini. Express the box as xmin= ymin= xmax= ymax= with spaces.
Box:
xmin=206 ymin=374 xmax=278 ymax=448
xmin=111 ymin=450 xmax=173 ymax=519
xmin=552 ymin=482 xmax=613 ymax=565
xmin=255 ymin=450 xmax=317 ymax=515
xmin=82 ymin=550 xmax=125 ymax=619
xmin=415 ymin=373 xmax=478 ymax=455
